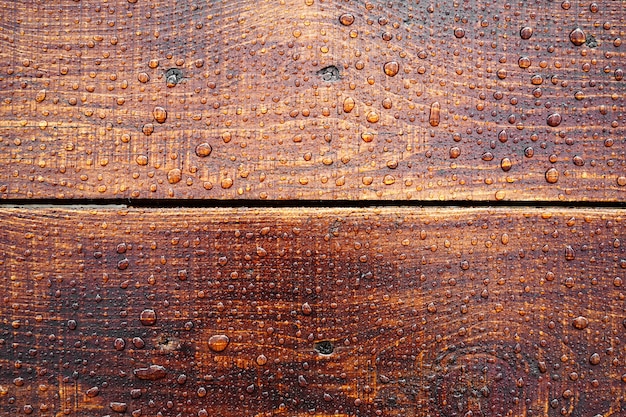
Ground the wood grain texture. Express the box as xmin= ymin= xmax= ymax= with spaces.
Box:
xmin=0 ymin=0 xmax=624 ymax=201
xmin=1 ymin=207 xmax=625 ymax=416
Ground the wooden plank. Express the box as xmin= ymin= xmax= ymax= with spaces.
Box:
xmin=0 ymin=0 xmax=624 ymax=201
xmin=1 ymin=207 xmax=625 ymax=416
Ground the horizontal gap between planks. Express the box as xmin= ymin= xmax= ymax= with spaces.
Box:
xmin=0 ymin=199 xmax=625 ymax=209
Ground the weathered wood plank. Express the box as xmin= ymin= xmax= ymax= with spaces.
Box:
xmin=0 ymin=207 xmax=625 ymax=416
xmin=0 ymin=0 xmax=624 ymax=201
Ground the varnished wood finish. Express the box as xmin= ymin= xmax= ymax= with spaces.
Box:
xmin=1 ymin=207 xmax=625 ymax=416
xmin=0 ymin=0 xmax=624 ymax=201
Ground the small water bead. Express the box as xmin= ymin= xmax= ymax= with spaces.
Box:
xmin=569 ymin=28 xmax=586 ymax=46
xmin=382 ymin=32 xmax=393 ymax=41
xmin=449 ymin=147 xmax=461 ymax=158
xmin=453 ymin=28 xmax=465 ymax=38
xmin=382 ymin=98 xmax=392 ymax=109
xmin=383 ymin=61 xmax=399 ymax=77
xmin=256 ymin=355 xmax=268 ymax=366
xmin=339 ymin=13 xmax=355 ymax=26
xmin=520 ymin=27 xmax=533 ymax=40
xmin=208 ymin=335 xmax=230 ymax=352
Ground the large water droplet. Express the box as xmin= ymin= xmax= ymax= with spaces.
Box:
xmin=429 ymin=102 xmax=440 ymax=127
xmin=208 ymin=334 xmax=230 ymax=352
xmin=134 ymin=365 xmax=167 ymax=380
xmin=569 ymin=28 xmax=586 ymax=46
xmin=339 ymin=13 xmax=354 ymax=26
xmin=383 ymin=61 xmax=399 ymax=77
xmin=153 ymin=107 xmax=167 ymax=123
xmin=545 ymin=168 xmax=559 ymax=184
xmin=140 ymin=309 xmax=157 ymax=326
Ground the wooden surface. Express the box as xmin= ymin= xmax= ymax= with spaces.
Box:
xmin=0 ymin=0 xmax=624 ymax=201
xmin=0 ymin=207 xmax=625 ymax=416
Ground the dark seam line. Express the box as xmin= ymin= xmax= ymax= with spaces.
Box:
xmin=0 ymin=199 xmax=624 ymax=209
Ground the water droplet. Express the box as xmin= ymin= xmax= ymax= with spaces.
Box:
xmin=208 ymin=334 xmax=230 ymax=352
xmin=383 ymin=174 xmax=396 ymax=185
xmin=132 ymin=337 xmax=145 ymax=348
xmin=545 ymin=168 xmax=559 ymax=184
xmin=339 ymin=13 xmax=354 ymax=26
xmin=35 ymin=90 xmax=46 ymax=103
xmin=589 ymin=353 xmax=601 ymax=365
xmin=85 ymin=387 xmax=99 ymax=398
xmin=110 ymin=402 xmax=128 ymax=413
xmin=518 ymin=56 xmax=531 ymax=69
xmin=383 ymin=61 xmax=399 ymax=77
xmin=546 ymin=113 xmax=562 ymax=127
xmin=140 ymin=309 xmax=157 ymax=326
xmin=114 ymin=338 xmax=125 ymax=351
xmin=572 ymin=316 xmax=588 ymax=330
xmin=343 ymin=97 xmax=355 ymax=113
xmin=449 ymin=147 xmax=461 ymax=159
xmin=301 ymin=302 xmax=313 ymax=315
xmin=520 ymin=27 xmax=533 ymax=40
xmin=453 ymin=27 xmax=465 ymax=38
xmin=167 ymin=169 xmax=182 ymax=184
xmin=256 ymin=354 xmax=268 ymax=366
xmin=134 ymin=365 xmax=167 ymax=380
xmin=195 ymin=143 xmax=212 ymax=157
xmin=500 ymin=157 xmax=512 ymax=172
xmin=361 ymin=132 xmax=374 ymax=142
xmin=366 ymin=111 xmax=380 ymax=123
xmin=569 ymin=28 xmax=586 ymax=46
xmin=153 ymin=107 xmax=167 ymax=124
xmin=565 ymin=245 xmax=575 ymax=260
xmin=429 ymin=102 xmax=440 ymax=127
xmin=498 ymin=130 xmax=508 ymax=143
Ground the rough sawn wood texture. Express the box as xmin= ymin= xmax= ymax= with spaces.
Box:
xmin=1 ymin=207 xmax=625 ymax=416
xmin=0 ymin=0 xmax=624 ymax=201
